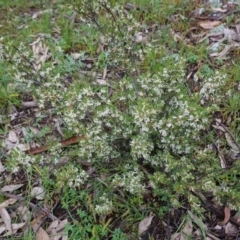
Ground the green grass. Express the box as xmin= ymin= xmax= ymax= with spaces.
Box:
xmin=1 ymin=0 xmax=240 ymax=239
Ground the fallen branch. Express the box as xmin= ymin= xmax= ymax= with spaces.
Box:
xmin=25 ymin=135 xmax=86 ymax=155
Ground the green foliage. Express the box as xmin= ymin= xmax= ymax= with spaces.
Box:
xmin=186 ymin=51 xmax=199 ymax=64
xmin=112 ymin=228 xmax=127 ymax=240
xmin=199 ymin=64 xmax=214 ymax=78
xmin=64 ymin=209 xmax=108 ymax=240
xmin=23 ymin=126 xmax=51 ymax=143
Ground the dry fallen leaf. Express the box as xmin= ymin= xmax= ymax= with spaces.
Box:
xmin=32 ymin=224 xmax=51 ymax=240
xmin=225 ymin=132 xmax=240 ymax=152
xmin=29 ymin=127 xmax=40 ymax=135
xmin=3 ymin=140 xmax=17 ymax=151
xmin=47 ymin=220 xmax=59 ymax=233
xmin=30 ymin=37 xmax=41 ymax=46
xmin=235 ymin=24 xmax=240 ymax=40
xmin=0 ymin=208 xmax=12 ymax=235
xmin=17 ymin=205 xmax=31 ymax=222
xmin=198 ymin=20 xmax=222 ymax=29
xmin=96 ymin=79 xmax=107 ymax=85
xmin=30 ymin=37 xmax=51 ymax=70
xmin=138 ymin=215 xmax=154 ymax=235
xmin=223 ymin=27 xmax=238 ymax=41
xmin=182 ymin=219 xmax=193 ymax=236
xmin=17 ymin=144 xmax=29 ymax=151
xmin=11 ymin=223 xmax=26 ymax=234
xmin=8 ymin=131 xmax=18 ymax=143
xmin=53 ymin=156 xmax=69 ymax=169
xmin=55 ymin=219 xmax=68 ymax=233
xmin=46 ymin=219 xmax=68 ymax=240
xmin=135 ymin=32 xmax=148 ymax=43
xmin=102 ymin=67 xmax=107 ymax=80
xmin=0 ymin=198 xmax=17 ymax=210
xmin=71 ymin=53 xmax=82 ymax=60
xmin=32 ymin=9 xmax=52 ymax=19
xmin=0 ymin=225 xmax=6 ymax=235
xmin=31 ymin=186 xmax=45 ymax=200
xmin=1 ymin=184 xmax=24 ymax=193
xmin=225 ymin=222 xmax=238 ymax=234
xmin=53 ymin=118 xmax=64 ymax=137
xmin=0 ymin=160 xmax=5 ymax=173
xmin=21 ymin=101 xmax=39 ymax=108
xmin=232 ymin=211 xmax=240 ymax=223
xmin=171 ymin=232 xmax=184 ymax=240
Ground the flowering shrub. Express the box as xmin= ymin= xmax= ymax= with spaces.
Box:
xmin=7 ymin=147 xmax=41 ymax=173
xmin=2 ymin=0 xmax=239 ymax=216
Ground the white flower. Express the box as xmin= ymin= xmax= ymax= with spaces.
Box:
xmin=95 ymin=194 xmax=113 ymax=215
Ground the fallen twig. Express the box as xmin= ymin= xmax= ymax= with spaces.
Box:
xmin=25 ymin=135 xmax=86 ymax=155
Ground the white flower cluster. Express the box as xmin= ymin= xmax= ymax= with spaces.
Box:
xmin=202 ymin=180 xmax=217 ymax=194
xmin=195 ymin=70 xmax=228 ymax=105
xmin=131 ymin=135 xmax=154 ymax=161
xmin=49 ymin=143 xmax=63 ymax=164
xmin=76 ymin=134 xmax=119 ymax=162
xmin=55 ymin=165 xmax=88 ymax=189
xmin=8 ymin=147 xmax=43 ymax=173
xmin=95 ymin=193 xmax=113 ymax=215
xmin=112 ymin=164 xmax=145 ymax=195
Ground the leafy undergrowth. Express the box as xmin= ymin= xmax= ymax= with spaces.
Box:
xmin=1 ymin=0 xmax=240 ymax=239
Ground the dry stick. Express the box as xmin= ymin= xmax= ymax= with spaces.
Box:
xmin=1 ymin=191 xmax=58 ymax=221
xmin=26 ymin=135 xmax=86 ymax=155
